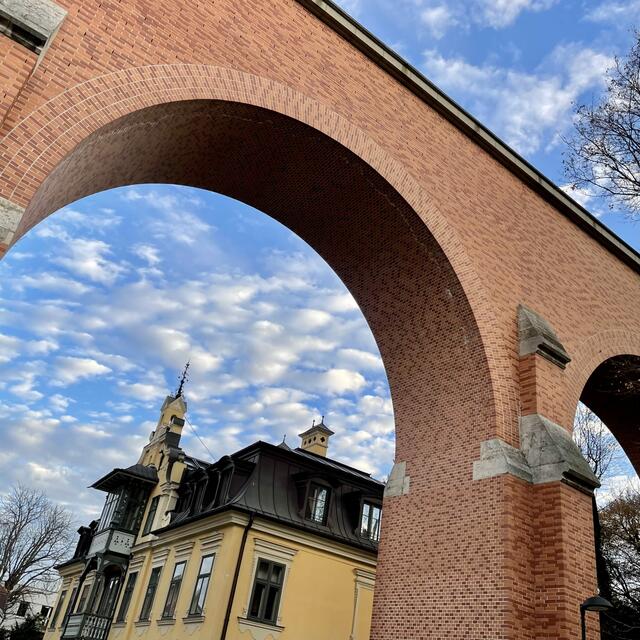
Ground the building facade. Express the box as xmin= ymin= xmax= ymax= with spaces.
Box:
xmin=1 ymin=592 xmax=54 ymax=632
xmin=45 ymin=393 xmax=383 ymax=640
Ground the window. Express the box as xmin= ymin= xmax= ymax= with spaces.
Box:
xmin=139 ymin=567 xmax=161 ymax=621
xmin=96 ymin=575 xmax=120 ymax=618
xmin=49 ymin=590 xmax=66 ymax=629
xmin=360 ymin=502 xmax=381 ymax=542
xmin=161 ymin=561 xmax=186 ymax=619
xmin=40 ymin=605 xmax=52 ymax=622
xmin=248 ymin=560 xmax=285 ymax=625
xmin=188 ymin=555 xmax=214 ymax=616
xmin=142 ymin=496 xmax=160 ymax=536
xmin=98 ymin=492 xmax=119 ymax=532
xmin=304 ymin=483 xmax=329 ymax=524
xmin=62 ymin=587 xmax=78 ymax=627
xmin=116 ymin=572 xmax=137 ymax=622
xmin=16 ymin=602 xmax=29 ymax=617
xmin=76 ymin=584 xmax=91 ymax=614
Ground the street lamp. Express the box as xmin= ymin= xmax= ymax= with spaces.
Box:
xmin=580 ymin=594 xmax=613 ymax=640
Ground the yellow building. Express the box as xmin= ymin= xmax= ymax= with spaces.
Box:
xmin=46 ymin=392 xmax=383 ymax=640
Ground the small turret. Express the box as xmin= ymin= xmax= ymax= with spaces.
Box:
xmin=298 ymin=417 xmax=334 ymax=457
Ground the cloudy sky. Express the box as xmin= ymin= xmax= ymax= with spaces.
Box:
xmin=1 ymin=0 xmax=638 ymax=521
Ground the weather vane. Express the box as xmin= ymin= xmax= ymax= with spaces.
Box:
xmin=176 ymin=360 xmax=190 ymax=398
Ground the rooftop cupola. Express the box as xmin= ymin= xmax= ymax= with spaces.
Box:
xmin=298 ymin=417 xmax=334 ymax=457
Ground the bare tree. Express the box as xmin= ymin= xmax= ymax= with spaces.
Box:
xmin=599 ymin=485 xmax=640 ymax=639
xmin=563 ymin=31 xmax=640 ymax=220
xmin=573 ymin=403 xmax=621 ymax=482
xmin=0 ymin=485 xmax=72 ymax=624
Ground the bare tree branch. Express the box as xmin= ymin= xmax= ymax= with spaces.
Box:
xmin=573 ymin=403 xmax=622 ymax=482
xmin=563 ymin=30 xmax=640 ymax=220
xmin=0 ymin=485 xmax=72 ymax=624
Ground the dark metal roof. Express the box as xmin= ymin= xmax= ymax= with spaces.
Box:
xmin=291 ymin=447 xmax=384 ymax=485
xmin=298 ymin=423 xmax=335 ymax=438
xmin=161 ymin=441 xmax=383 ymax=552
xmin=91 ymin=463 xmax=158 ymax=492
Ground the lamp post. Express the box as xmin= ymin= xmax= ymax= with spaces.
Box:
xmin=580 ymin=594 xmax=613 ymax=640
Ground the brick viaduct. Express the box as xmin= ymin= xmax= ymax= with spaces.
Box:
xmin=1 ymin=1 xmax=639 ymax=638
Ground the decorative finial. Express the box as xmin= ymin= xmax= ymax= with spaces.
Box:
xmin=312 ymin=418 xmax=315 ymax=427
xmin=176 ymin=361 xmax=190 ymax=398
xmin=282 ymin=434 xmax=287 ymax=444
xmin=320 ymin=415 xmax=325 ymax=424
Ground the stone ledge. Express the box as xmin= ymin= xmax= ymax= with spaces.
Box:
xmin=473 ymin=413 xmax=600 ymax=493
xmin=473 ymin=438 xmax=532 ymax=483
xmin=520 ymin=413 xmax=599 ymax=491
xmin=0 ymin=0 xmax=66 ymax=40
xmin=518 ymin=304 xmax=571 ymax=368
xmin=384 ymin=461 xmax=410 ymax=497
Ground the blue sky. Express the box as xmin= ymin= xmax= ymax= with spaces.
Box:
xmin=1 ymin=0 xmax=638 ymax=518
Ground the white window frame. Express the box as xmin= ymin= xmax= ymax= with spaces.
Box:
xmin=241 ymin=539 xmax=297 ymax=628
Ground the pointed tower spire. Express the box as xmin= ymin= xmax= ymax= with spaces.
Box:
xmin=176 ymin=361 xmax=190 ymax=398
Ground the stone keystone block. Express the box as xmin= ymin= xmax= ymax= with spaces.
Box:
xmin=518 ymin=304 xmax=571 ymax=368
xmin=520 ymin=413 xmax=600 ymax=492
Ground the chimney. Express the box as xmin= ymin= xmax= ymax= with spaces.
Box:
xmin=298 ymin=417 xmax=334 ymax=457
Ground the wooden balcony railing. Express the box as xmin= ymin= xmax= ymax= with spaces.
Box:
xmin=61 ymin=613 xmax=112 ymax=640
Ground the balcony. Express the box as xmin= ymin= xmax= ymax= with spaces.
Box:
xmin=61 ymin=613 xmax=112 ymax=640
xmin=87 ymin=528 xmax=135 ymax=557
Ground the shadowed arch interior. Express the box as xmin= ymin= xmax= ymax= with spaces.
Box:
xmin=580 ymin=354 xmax=640 ymax=476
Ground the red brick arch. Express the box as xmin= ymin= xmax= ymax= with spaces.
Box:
xmin=0 ymin=65 xmax=527 ymax=638
xmin=0 ymin=64 xmax=517 ymax=443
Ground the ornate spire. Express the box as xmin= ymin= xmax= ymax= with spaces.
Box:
xmin=176 ymin=361 xmax=190 ymax=398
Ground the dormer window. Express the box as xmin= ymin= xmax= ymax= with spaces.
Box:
xmin=305 ymin=483 xmax=330 ymax=524
xmin=360 ymin=502 xmax=381 ymax=541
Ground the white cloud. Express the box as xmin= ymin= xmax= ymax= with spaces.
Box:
xmin=320 ymin=368 xmax=367 ymax=394
xmin=420 ymin=4 xmax=456 ymax=38
xmin=597 ymin=474 xmax=640 ymax=506
xmin=132 ymin=244 xmax=162 ymax=266
xmin=50 ymin=394 xmax=73 ymax=412
xmin=586 ymin=0 xmax=640 ymax=23
xmin=123 ymin=189 xmax=212 ymax=246
xmin=13 ymin=272 xmax=91 ymax=295
xmin=475 ymin=0 xmax=557 ymax=28
xmin=423 ymin=44 xmax=612 ymax=155
xmin=25 ymin=339 xmax=59 ymax=356
xmin=336 ymin=348 xmax=384 ymax=371
xmin=52 ymin=357 xmax=112 ymax=386
xmin=74 ymin=424 xmax=111 ymax=438
xmin=0 ymin=333 xmax=21 ymax=363
xmin=55 ymin=238 xmax=127 ymax=284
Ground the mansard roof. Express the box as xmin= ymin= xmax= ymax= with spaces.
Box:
xmin=156 ymin=440 xmax=384 ymax=553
